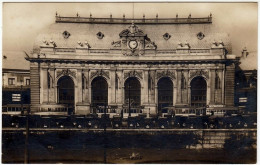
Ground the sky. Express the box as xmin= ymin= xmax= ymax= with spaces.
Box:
xmin=2 ymin=2 xmax=258 ymax=69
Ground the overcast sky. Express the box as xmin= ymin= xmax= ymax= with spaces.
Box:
xmin=2 ymin=2 xmax=258 ymax=68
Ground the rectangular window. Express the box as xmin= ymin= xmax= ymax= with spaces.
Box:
xmin=12 ymin=94 xmax=21 ymax=102
xmin=239 ymin=97 xmax=247 ymax=103
xmin=26 ymin=79 xmax=30 ymax=85
xmin=8 ymin=78 xmax=15 ymax=85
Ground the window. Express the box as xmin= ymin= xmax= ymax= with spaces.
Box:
xmin=12 ymin=94 xmax=21 ymax=102
xmin=26 ymin=79 xmax=30 ymax=86
xmin=8 ymin=78 xmax=15 ymax=85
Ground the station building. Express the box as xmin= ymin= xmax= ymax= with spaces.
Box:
xmin=26 ymin=14 xmax=238 ymax=116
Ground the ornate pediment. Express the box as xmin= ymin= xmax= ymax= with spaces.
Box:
xmin=190 ymin=70 xmax=209 ymax=80
xmin=124 ymin=70 xmax=143 ymax=79
xmin=119 ymin=23 xmax=145 ymax=37
xmin=90 ymin=70 xmax=110 ymax=80
xmin=156 ymin=70 xmax=175 ymax=80
xmin=115 ymin=23 xmax=156 ymax=56
xmin=56 ymin=69 xmax=76 ymax=79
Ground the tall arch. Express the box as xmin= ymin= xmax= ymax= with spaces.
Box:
xmin=57 ymin=76 xmax=75 ymax=114
xmin=190 ymin=76 xmax=207 ymax=107
xmin=124 ymin=77 xmax=141 ymax=107
xmin=157 ymin=77 xmax=173 ymax=114
xmin=91 ymin=76 xmax=108 ymax=107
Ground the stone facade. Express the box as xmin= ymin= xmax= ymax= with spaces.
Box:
xmin=26 ymin=15 xmax=237 ymax=115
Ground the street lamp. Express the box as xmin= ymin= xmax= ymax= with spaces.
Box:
xmin=21 ymin=79 xmax=30 ymax=164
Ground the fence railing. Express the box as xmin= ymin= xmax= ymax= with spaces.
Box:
xmin=56 ymin=16 xmax=212 ymax=24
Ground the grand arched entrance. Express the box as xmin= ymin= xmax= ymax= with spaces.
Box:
xmin=158 ymin=77 xmax=173 ymax=114
xmin=91 ymin=76 xmax=108 ymax=107
xmin=124 ymin=77 xmax=141 ymax=107
xmin=190 ymin=76 xmax=207 ymax=107
xmin=57 ymin=76 xmax=75 ymax=114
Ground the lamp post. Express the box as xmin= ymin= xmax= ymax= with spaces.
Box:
xmin=21 ymin=81 xmax=29 ymax=163
xmin=103 ymin=103 xmax=107 ymax=164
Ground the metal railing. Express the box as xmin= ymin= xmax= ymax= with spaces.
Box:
xmin=56 ymin=16 xmax=212 ymax=24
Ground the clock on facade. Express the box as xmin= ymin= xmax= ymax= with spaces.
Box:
xmin=128 ymin=40 xmax=138 ymax=49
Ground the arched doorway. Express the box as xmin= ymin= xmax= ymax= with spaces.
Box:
xmin=57 ymin=76 xmax=75 ymax=114
xmin=158 ymin=77 xmax=173 ymax=115
xmin=124 ymin=77 xmax=141 ymax=107
xmin=190 ymin=76 xmax=207 ymax=107
xmin=91 ymin=76 xmax=108 ymax=107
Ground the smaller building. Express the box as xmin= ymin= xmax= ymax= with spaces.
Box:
xmin=235 ymin=52 xmax=257 ymax=113
xmin=2 ymin=51 xmax=31 ymax=114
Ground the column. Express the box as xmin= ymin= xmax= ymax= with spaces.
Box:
xmin=210 ymin=69 xmax=215 ymax=105
xmin=76 ymin=69 xmax=82 ymax=104
xmin=110 ymin=69 xmax=116 ymax=105
xmin=82 ymin=69 xmax=89 ymax=103
xmin=176 ymin=70 xmax=182 ymax=105
xmin=155 ymin=85 xmax=158 ymax=113
xmin=41 ymin=68 xmax=48 ymax=104
xmin=143 ymin=70 xmax=149 ymax=104
xmin=116 ymin=69 xmax=123 ymax=106
xmin=88 ymin=70 xmax=92 ymax=105
xmin=49 ymin=68 xmax=56 ymax=103
xmin=207 ymin=69 xmax=211 ymax=105
xmin=222 ymin=69 xmax=225 ymax=104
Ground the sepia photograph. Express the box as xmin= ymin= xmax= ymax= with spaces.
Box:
xmin=2 ymin=2 xmax=257 ymax=163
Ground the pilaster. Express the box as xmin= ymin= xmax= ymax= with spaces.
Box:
xmin=210 ymin=69 xmax=216 ymax=104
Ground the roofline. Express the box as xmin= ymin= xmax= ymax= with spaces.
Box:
xmin=25 ymin=57 xmax=235 ymax=64
xmin=2 ymin=68 xmax=30 ymax=73
xmin=55 ymin=16 xmax=212 ymax=24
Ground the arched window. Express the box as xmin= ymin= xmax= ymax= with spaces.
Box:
xmin=91 ymin=77 xmax=108 ymax=107
xmin=57 ymin=76 xmax=74 ymax=105
xmin=158 ymin=77 xmax=173 ymax=114
xmin=190 ymin=76 xmax=207 ymax=107
xmin=124 ymin=77 xmax=141 ymax=107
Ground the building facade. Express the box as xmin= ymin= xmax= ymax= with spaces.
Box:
xmin=2 ymin=68 xmax=30 ymax=113
xmin=26 ymin=15 xmax=237 ymax=116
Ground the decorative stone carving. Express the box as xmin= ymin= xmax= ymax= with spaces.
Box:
xmin=211 ymin=40 xmax=218 ymax=48
xmin=190 ymin=70 xmax=209 ymax=80
xmin=82 ymin=72 xmax=88 ymax=89
xmin=111 ymin=40 xmax=121 ymax=48
xmin=124 ymin=70 xmax=143 ymax=79
xmin=90 ymin=70 xmax=110 ymax=80
xmin=56 ymin=69 xmax=76 ymax=79
xmin=96 ymin=32 xmax=104 ymax=39
xmin=163 ymin=33 xmax=171 ymax=40
xmin=47 ymin=70 xmax=54 ymax=88
xmin=177 ymin=42 xmax=190 ymax=49
xmin=42 ymin=40 xmax=49 ymax=46
xmin=119 ymin=23 xmax=145 ymax=37
xmin=62 ymin=31 xmax=70 ymax=39
xmin=218 ymin=40 xmax=224 ymax=48
xmin=197 ymin=32 xmax=205 ymax=40
xmin=119 ymin=23 xmax=156 ymax=56
xmin=145 ymin=39 xmax=157 ymax=49
xmin=77 ymin=41 xmax=91 ymax=49
xmin=156 ymin=70 xmax=175 ymax=79
xmin=148 ymin=72 xmax=154 ymax=90
xmin=49 ymin=40 xmax=57 ymax=47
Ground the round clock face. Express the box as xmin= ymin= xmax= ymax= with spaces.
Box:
xmin=129 ymin=40 xmax=138 ymax=49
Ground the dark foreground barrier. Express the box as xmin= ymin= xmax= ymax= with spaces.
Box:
xmin=2 ymin=129 xmax=256 ymax=163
